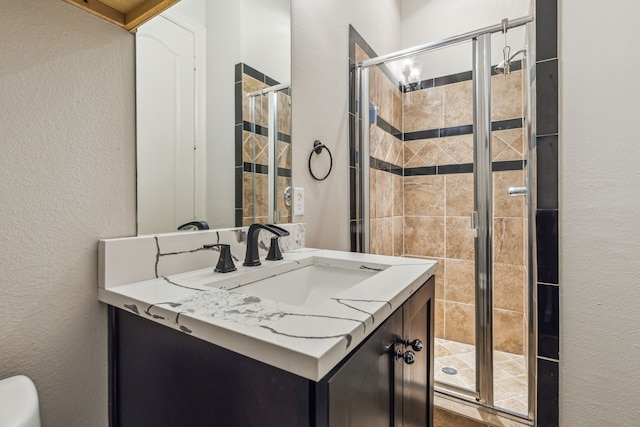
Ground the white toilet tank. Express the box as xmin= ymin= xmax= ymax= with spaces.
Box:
xmin=0 ymin=375 xmax=41 ymax=427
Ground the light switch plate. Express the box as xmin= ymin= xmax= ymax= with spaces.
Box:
xmin=293 ymin=187 xmax=304 ymax=216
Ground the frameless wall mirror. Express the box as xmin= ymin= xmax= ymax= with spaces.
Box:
xmin=136 ymin=0 xmax=292 ymax=235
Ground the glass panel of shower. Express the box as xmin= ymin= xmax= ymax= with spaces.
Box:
xmin=489 ymin=24 xmax=532 ymax=417
xmin=357 ymin=17 xmax=534 ymax=419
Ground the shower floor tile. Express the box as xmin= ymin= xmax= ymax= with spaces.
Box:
xmin=435 ymin=338 xmax=528 ymax=416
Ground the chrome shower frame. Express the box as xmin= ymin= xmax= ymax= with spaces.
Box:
xmin=356 ymin=15 xmax=536 ymax=421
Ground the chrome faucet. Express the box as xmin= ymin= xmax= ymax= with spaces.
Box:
xmin=243 ymin=224 xmax=290 ymax=266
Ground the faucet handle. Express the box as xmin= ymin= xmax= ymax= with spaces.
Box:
xmin=265 ymin=236 xmax=283 ymax=261
xmin=203 ymin=244 xmax=237 ymax=273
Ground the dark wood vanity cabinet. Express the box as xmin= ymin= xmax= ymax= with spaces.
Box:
xmin=109 ymin=276 xmax=434 ymax=427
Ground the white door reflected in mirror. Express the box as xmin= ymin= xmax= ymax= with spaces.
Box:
xmin=135 ymin=0 xmax=292 ymax=235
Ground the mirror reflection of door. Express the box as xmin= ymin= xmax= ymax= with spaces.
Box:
xmin=136 ymin=16 xmax=203 ymax=235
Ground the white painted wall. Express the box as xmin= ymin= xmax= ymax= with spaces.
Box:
xmin=206 ymin=0 xmax=291 ymax=229
xmin=206 ymin=0 xmax=242 ymax=228
xmin=559 ymin=1 xmax=640 ymax=425
xmin=0 ymin=1 xmax=136 ymax=426
xmin=291 ymin=0 xmax=402 ymax=250
xmin=242 ymin=0 xmax=291 ymax=84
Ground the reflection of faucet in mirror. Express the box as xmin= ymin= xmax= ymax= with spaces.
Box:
xmin=134 ymin=0 xmax=292 ymax=235
xmin=177 ymin=221 xmax=210 ymax=231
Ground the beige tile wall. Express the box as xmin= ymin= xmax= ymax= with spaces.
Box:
xmin=359 ymin=41 xmax=526 ymax=354
xmin=400 ymin=71 xmax=526 ymax=354
xmin=367 ymin=58 xmax=405 ymax=257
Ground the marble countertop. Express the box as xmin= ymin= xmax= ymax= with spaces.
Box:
xmin=99 ymin=248 xmax=437 ymax=381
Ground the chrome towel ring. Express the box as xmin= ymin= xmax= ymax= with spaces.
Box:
xmin=308 ymin=140 xmax=333 ymax=181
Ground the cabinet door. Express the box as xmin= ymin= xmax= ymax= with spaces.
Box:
xmin=327 ymin=308 xmax=403 ymax=427
xmin=401 ymin=277 xmax=435 ymax=427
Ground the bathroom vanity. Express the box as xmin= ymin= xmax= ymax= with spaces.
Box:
xmin=98 ymin=227 xmax=437 ymax=426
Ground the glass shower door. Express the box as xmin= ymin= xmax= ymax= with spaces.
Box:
xmin=361 ymin=40 xmax=479 ymax=397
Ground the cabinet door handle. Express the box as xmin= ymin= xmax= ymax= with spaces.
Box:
xmin=395 ymin=348 xmax=416 ymax=365
xmin=407 ymin=339 xmax=423 ymax=352
xmin=399 ymin=338 xmax=423 ymax=352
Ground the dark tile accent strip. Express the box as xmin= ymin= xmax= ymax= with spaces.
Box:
xmin=370 ymin=157 xmax=403 ymax=175
xmin=349 ymin=220 xmax=358 ymax=252
xmin=265 ymin=75 xmax=280 ymax=87
xmin=234 ymin=81 xmax=242 ymax=125
xmin=349 ymin=62 xmax=356 ymax=114
xmin=243 ymin=162 xmax=291 ymax=178
xmin=376 ymin=116 xmax=402 ymax=140
xmin=536 ymin=209 xmax=559 ymax=284
xmin=492 ymin=118 xmax=523 ymax=131
xmin=235 ymin=63 xmax=242 ymax=84
xmin=404 ymin=166 xmax=437 ymax=177
xmin=404 ymin=119 xmax=523 ymax=141
xmin=403 ymin=129 xmax=440 ymax=141
xmin=349 ymin=167 xmax=357 ymax=220
xmin=401 ymin=79 xmax=435 ymax=93
xmin=243 ymin=121 xmax=266 ymax=136
xmin=536 ymin=59 xmax=559 ymax=136
xmin=434 ymin=70 xmax=473 ymax=87
xmin=235 ymin=166 xmax=243 ymax=209
xmin=440 ymin=124 xmax=474 ymax=137
xmin=438 ymin=163 xmax=474 ymax=174
xmin=537 ymin=358 xmax=560 ymax=427
xmin=277 ymin=168 xmax=292 ymax=178
xmin=403 ymin=70 xmax=475 ymax=93
xmin=537 ymin=135 xmax=559 ymax=209
xmin=243 ymin=162 xmax=267 ymax=175
xmin=349 ymin=114 xmax=356 ymax=167
xmin=538 ymin=283 xmax=560 ymax=359
xmin=277 ymin=132 xmax=292 ymax=144
xmin=234 ymin=124 xmax=243 ymax=167
xmin=242 ymin=121 xmax=291 ymax=143
xmin=242 ymin=63 xmax=265 ymax=83
xmin=492 ymin=160 xmax=524 ymax=172
xmin=235 ymin=208 xmax=243 ymax=227
xmin=536 ymin=0 xmax=558 ymax=61
xmin=398 ymin=160 xmax=526 ymax=177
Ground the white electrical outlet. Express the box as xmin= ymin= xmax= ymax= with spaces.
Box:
xmin=293 ymin=187 xmax=304 ymax=216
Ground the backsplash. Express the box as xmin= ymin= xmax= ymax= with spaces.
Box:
xmin=99 ymin=223 xmax=305 ymax=289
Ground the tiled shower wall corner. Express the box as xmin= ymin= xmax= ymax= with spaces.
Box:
xmin=350 ymin=32 xmax=527 ymax=356
xmin=234 ymin=63 xmax=292 ymax=227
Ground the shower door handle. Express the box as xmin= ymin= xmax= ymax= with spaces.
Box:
xmin=507 ymin=186 xmax=528 ymax=197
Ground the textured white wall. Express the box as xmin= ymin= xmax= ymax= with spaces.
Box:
xmin=291 ymin=0 xmax=401 ymax=250
xmin=0 ymin=1 xmax=136 ymax=425
xmin=560 ymin=0 xmax=640 ymax=424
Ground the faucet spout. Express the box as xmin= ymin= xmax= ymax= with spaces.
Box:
xmin=243 ymin=224 xmax=290 ymax=267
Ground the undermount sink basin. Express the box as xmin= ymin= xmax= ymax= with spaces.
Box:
xmin=224 ymin=257 xmax=385 ymax=307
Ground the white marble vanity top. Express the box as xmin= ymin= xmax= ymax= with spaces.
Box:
xmin=98 ymin=231 xmax=437 ymax=381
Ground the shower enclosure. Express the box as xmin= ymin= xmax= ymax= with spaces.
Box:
xmin=236 ymin=62 xmax=292 ymax=227
xmin=353 ymin=16 xmax=536 ymax=420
